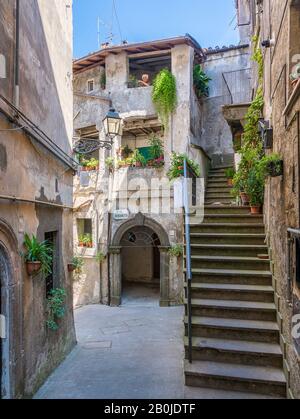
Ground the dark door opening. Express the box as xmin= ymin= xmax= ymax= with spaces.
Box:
xmin=120 ymin=227 xmax=161 ymax=304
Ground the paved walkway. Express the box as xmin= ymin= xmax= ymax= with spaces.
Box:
xmin=35 ymin=285 xmax=185 ymax=399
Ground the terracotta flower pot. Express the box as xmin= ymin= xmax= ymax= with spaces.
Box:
xmin=250 ymin=206 xmax=262 ymax=214
xmin=240 ymin=192 xmax=250 ymax=205
xmin=227 ymin=179 xmax=234 ymax=187
xmin=26 ymin=261 xmax=42 ymax=276
xmin=67 ymin=264 xmax=75 ymax=273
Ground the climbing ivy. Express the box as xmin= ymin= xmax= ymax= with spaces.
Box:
xmin=152 ymin=69 xmax=177 ymax=129
xmin=46 ymin=288 xmax=66 ymax=331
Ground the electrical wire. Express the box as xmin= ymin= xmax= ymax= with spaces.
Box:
xmin=112 ymin=0 xmax=123 ymax=43
xmin=0 ymin=124 xmax=27 ymax=131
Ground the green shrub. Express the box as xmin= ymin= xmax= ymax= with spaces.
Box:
xmin=46 ymin=288 xmax=66 ymax=331
xmin=152 ymin=69 xmax=177 ymax=128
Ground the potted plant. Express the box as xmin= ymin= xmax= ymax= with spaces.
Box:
xmin=149 ymin=136 xmax=164 ymax=160
xmin=260 ymin=154 xmax=284 ymax=177
xmin=193 ymin=64 xmax=211 ymax=99
xmin=168 ymin=244 xmax=184 ymax=258
xmin=23 ymin=233 xmax=53 ymax=276
xmin=80 ymin=158 xmax=89 ymax=172
xmin=86 ymin=158 xmax=99 ymax=171
xmin=245 ymin=168 xmax=264 ymax=214
xmin=225 ymin=168 xmax=235 ymax=187
xmin=68 ymin=256 xmax=84 ymax=273
xmin=131 ymin=149 xmax=147 ymax=168
xmin=152 ymin=156 xmax=165 ymax=168
xmin=167 ymin=153 xmax=201 ymax=181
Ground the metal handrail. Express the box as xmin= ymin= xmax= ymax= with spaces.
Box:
xmin=287 ymin=228 xmax=300 ymax=300
xmin=183 ymin=159 xmax=193 ymax=363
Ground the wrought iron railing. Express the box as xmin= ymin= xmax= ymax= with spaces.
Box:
xmin=183 ymin=159 xmax=193 ymax=363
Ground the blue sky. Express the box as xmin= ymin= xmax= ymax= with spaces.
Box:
xmin=73 ymin=0 xmax=239 ymax=59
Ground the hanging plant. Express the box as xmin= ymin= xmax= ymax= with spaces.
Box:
xmin=193 ymin=64 xmax=211 ymax=98
xmin=22 ymin=233 xmax=53 ymax=276
xmin=167 ymin=153 xmax=201 ymax=181
xmin=152 ymin=69 xmax=177 ymax=129
xmin=46 ymin=288 xmax=66 ymax=331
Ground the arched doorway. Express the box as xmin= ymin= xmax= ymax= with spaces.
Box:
xmin=121 ymin=227 xmax=161 ymax=302
xmin=110 ymin=213 xmax=170 ymax=307
xmin=0 ymin=245 xmax=11 ymax=399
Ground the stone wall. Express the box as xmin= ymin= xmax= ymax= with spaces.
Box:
xmin=202 ymin=45 xmax=251 ymax=166
xmin=0 ymin=0 xmax=75 ymax=398
xmin=247 ymin=0 xmax=300 ymax=399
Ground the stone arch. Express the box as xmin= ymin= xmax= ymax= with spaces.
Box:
xmin=110 ymin=213 xmax=171 ymax=307
xmin=0 ymin=218 xmax=22 ymax=399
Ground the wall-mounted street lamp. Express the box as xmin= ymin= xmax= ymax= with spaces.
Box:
xmin=73 ymin=108 xmax=122 ymax=155
xmin=103 ymin=108 xmax=122 ymax=141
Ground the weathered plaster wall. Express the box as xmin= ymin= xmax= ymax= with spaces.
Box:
xmin=202 ymin=46 xmax=251 ymax=166
xmin=0 ymin=0 xmax=75 ymax=398
xmin=73 ymin=43 xmax=209 ymax=308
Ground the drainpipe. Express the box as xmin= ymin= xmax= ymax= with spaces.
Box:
xmin=14 ymin=0 xmax=20 ymax=108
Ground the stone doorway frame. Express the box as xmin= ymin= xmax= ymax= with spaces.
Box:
xmin=109 ymin=213 xmax=171 ymax=307
xmin=0 ymin=219 xmax=22 ymax=399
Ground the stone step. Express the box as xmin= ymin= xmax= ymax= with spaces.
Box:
xmin=203 ymin=206 xmax=251 ymax=215
xmin=206 ymin=187 xmax=233 ymax=194
xmin=189 ymin=233 xmax=266 ymax=245
xmin=191 ymin=244 xmax=268 ymax=257
xmin=203 ymin=214 xmax=263 ymax=224
xmin=185 ymin=298 xmax=277 ymax=321
xmin=186 ymin=282 xmax=274 ymax=302
xmin=184 ymin=360 xmax=286 ymax=397
xmin=188 ymin=255 xmax=270 ymax=272
xmin=185 ymin=316 xmax=279 ymax=343
xmin=206 ymin=192 xmax=232 ymax=199
xmin=184 ymin=336 xmax=283 ymax=367
xmin=185 ymin=268 xmax=272 ymax=286
xmin=190 ymin=223 xmax=265 ymax=234
xmin=205 ymin=197 xmax=236 ymax=205
xmin=207 ymin=181 xmax=230 ymax=188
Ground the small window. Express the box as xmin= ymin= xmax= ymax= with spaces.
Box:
xmin=77 ymin=219 xmax=93 ymax=247
xmin=87 ymin=79 xmax=94 ymax=93
xmin=45 ymin=231 xmax=58 ymax=297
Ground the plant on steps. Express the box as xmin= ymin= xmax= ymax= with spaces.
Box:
xmin=193 ymin=64 xmax=211 ymax=98
xmin=152 ymin=69 xmax=177 ymax=128
xmin=23 ymin=233 xmax=53 ymax=276
xmin=245 ymin=166 xmax=264 ymax=214
xmin=225 ymin=168 xmax=235 ymax=186
xmin=167 ymin=153 xmax=201 ymax=181
xmin=46 ymin=288 xmax=66 ymax=331
xmin=168 ymin=244 xmax=184 ymax=258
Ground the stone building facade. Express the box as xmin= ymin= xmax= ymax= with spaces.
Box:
xmin=0 ymin=0 xmax=76 ymax=398
xmin=232 ymin=0 xmax=300 ymax=399
xmin=72 ymin=36 xmax=211 ymax=308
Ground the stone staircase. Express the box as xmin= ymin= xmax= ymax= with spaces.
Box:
xmin=184 ymin=166 xmax=287 ymax=399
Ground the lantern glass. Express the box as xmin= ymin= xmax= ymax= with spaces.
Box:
xmin=103 ymin=108 xmax=122 ymax=137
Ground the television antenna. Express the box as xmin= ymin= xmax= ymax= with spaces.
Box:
xmin=97 ymin=17 xmax=114 ymax=48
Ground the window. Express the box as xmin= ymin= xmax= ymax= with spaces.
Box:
xmin=45 ymin=232 xmax=58 ymax=297
xmin=77 ymin=219 xmax=93 ymax=247
xmin=87 ymin=79 xmax=94 ymax=93
xmin=128 ymin=53 xmax=171 ymax=88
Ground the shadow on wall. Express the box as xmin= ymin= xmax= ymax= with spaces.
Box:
xmin=18 ymin=0 xmax=72 ymax=155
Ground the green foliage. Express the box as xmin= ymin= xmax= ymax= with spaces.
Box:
xmin=152 ymin=69 xmax=177 ymax=128
xmin=193 ymin=65 xmax=211 ymax=98
xmin=252 ymin=36 xmax=264 ymax=80
xmin=168 ymin=244 xmax=184 ymax=258
xmin=23 ymin=233 xmax=53 ymax=276
xmin=129 ymin=74 xmax=138 ymax=88
xmin=95 ymin=252 xmax=106 ymax=263
xmin=258 ymin=153 xmax=283 ymax=177
xmin=244 ymin=165 xmax=264 ymax=206
xmin=86 ymin=158 xmax=99 ymax=168
xmin=100 ymin=71 xmax=106 ymax=89
xmin=46 ymin=288 xmax=66 ymax=331
xmin=148 ymin=136 xmax=164 ymax=159
xmin=105 ymin=157 xmax=115 ymax=171
xmin=225 ymin=168 xmax=235 ymax=179
xmin=79 ymin=234 xmax=93 ymax=246
xmin=132 ymin=149 xmax=147 ymax=166
xmin=167 ymin=153 xmax=201 ymax=181
xmin=71 ymin=256 xmax=84 ymax=274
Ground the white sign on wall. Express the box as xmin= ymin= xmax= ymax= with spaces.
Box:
xmin=113 ymin=209 xmax=130 ymax=221
xmin=0 ymin=54 xmax=6 ymax=79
